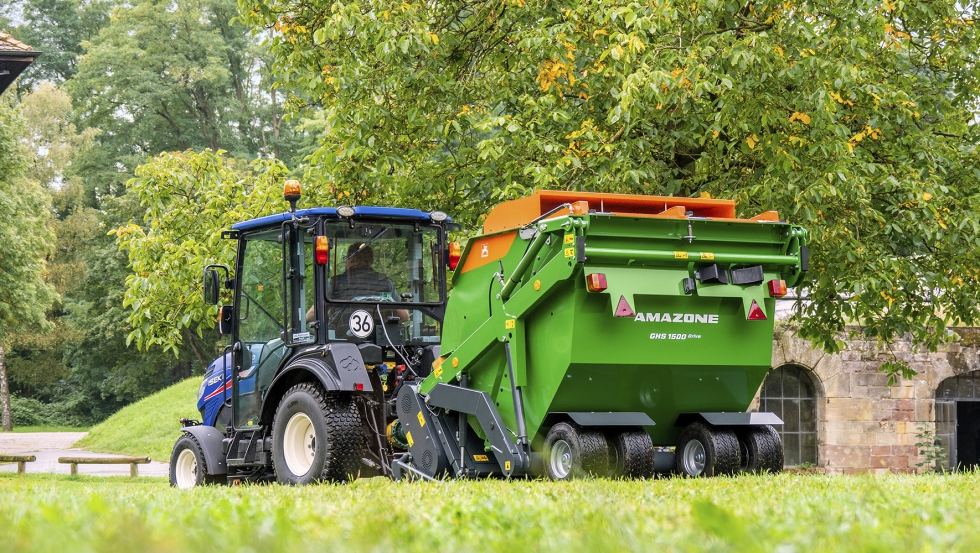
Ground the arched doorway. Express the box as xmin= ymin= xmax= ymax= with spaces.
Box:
xmin=759 ymin=364 xmax=819 ymax=467
xmin=935 ymin=371 xmax=980 ymax=470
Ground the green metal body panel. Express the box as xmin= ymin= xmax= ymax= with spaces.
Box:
xmin=427 ymin=211 xmax=807 ymax=450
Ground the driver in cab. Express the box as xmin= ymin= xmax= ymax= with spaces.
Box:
xmin=308 ymin=243 xmax=409 ymax=324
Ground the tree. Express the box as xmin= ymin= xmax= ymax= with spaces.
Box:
xmin=69 ymin=0 xmax=295 ymax=162
xmin=2 ymin=0 xmax=115 ymax=87
xmin=0 ymin=94 xmax=56 ymax=431
xmin=115 ymin=149 xmax=302 ymax=356
xmin=235 ymin=0 xmax=980 ymax=359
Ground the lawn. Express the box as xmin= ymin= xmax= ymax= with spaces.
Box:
xmin=2 ymin=472 xmax=979 ymax=552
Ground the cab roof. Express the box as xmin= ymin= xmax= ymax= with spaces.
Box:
xmin=232 ymin=206 xmax=446 ymax=232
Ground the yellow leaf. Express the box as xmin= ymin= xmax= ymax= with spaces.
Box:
xmin=922 ymin=192 xmax=933 ymax=201
xmin=712 ymin=130 xmax=719 ymax=139
xmin=789 ymin=112 xmax=811 ymax=125
xmin=746 ymin=135 xmax=758 ymax=149
xmin=699 ymin=192 xmax=712 ymax=199
xmin=428 ymin=32 xmax=439 ymax=44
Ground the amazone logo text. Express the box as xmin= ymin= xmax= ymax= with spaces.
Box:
xmin=634 ymin=313 xmax=719 ymax=324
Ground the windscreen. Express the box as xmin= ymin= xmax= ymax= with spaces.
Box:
xmin=322 ymin=221 xmax=443 ymax=344
xmin=324 ymin=221 xmax=442 ymax=305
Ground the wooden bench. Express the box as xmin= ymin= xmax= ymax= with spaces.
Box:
xmin=0 ymin=454 xmax=36 ymax=474
xmin=59 ymin=456 xmax=151 ymax=477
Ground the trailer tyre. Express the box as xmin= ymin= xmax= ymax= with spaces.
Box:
xmin=737 ymin=425 xmax=784 ymax=474
xmin=170 ymin=433 xmax=220 ymax=488
xmin=544 ymin=422 xmax=608 ymax=480
xmin=272 ymin=383 xmax=363 ymax=485
xmin=675 ymin=422 xmax=740 ymax=477
xmin=607 ymin=428 xmax=655 ymax=479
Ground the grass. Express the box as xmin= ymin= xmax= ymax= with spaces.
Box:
xmin=2 ymin=471 xmax=980 ymax=552
xmin=5 ymin=426 xmax=90 ymax=433
xmin=75 ymin=378 xmax=200 ymax=461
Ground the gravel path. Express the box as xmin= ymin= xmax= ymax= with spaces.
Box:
xmin=0 ymin=432 xmax=169 ymax=477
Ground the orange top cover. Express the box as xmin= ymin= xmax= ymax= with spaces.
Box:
xmin=482 ymin=190 xmax=778 ymax=234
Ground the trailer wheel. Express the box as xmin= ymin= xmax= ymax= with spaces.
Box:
xmin=169 ymin=433 xmax=220 ymax=488
xmin=543 ymin=421 xmax=608 ymax=480
xmin=737 ymin=425 xmax=784 ymax=474
xmin=607 ymin=428 xmax=655 ymax=479
xmin=272 ymin=382 xmax=363 ymax=485
xmin=675 ymin=422 xmax=740 ymax=477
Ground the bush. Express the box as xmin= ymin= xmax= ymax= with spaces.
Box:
xmin=9 ymin=395 xmax=88 ymax=428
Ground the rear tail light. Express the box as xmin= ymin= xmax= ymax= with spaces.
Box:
xmin=614 ymin=295 xmax=635 ymax=317
xmin=768 ymin=279 xmax=788 ymax=298
xmin=586 ymin=273 xmax=607 ymax=292
xmin=315 ymin=236 xmax=329 ymax=264
xmin=355 ymin=383 xmax=364 ymax=391
xmin=448 ymin=242 xmax=462 ymax=270
xmin=747 ymin=299 xmax=767 ymax=320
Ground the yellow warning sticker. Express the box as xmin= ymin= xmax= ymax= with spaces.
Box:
xmin=564 ymin=247 xmax=575 ymax=258
xmin=505 ymin=461 xmax=511 ymax=471
xmin=434 ymin=364 xmax=443 ymax=379
xmin=417 ymin=411 xmax=426 ymax=427
xmin=406 ymin=431 xmax=414 ymax=448
xmin=563 ymin=234 xmax=575 ymax=244
xmin=674 ymin=251 xmax=689 ymax=259
xmin=473 ymin=454 xmax=489 ymax=462
xmin=700 ymin=252 xmax=715 ymax=260
xmin=505 ymin=319 xmax=516 ymax=329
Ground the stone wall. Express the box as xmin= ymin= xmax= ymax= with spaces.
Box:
xmin=754 ymin=328 xmax=980 ymax=474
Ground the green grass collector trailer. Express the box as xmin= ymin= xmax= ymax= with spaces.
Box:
xmin=170 ymin=186 xmax=807 ymax=487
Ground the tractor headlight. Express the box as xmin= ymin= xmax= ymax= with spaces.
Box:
xmin=198 ymin=378 xmax=207 ymax=401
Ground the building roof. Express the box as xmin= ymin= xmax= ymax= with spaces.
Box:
xmin=0 ymin=31 xmax=42 ymax=95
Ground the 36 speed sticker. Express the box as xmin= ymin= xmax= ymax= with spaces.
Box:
xmin=349 ymin=310 xmax=374 ymax=338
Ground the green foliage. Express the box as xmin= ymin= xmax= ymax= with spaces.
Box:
xmin=75 ymin=377 xmax=200 ymax=460
xmin=69 ymin=0 xmax=294 ymax=161
xmin=915 ymin=423 xmax=948 ymax=473
xmin=0 ymin=95 xmax=57 ymax=339
xmin=8 ymin=394 xmax=89 ymax=428
xmin=2 ymin=0 xmax=115 ymax=86
xmin=240 ymin=0 xmax=980 ymax=354
xmin=5 ymin=473 xmax=980 ymax=552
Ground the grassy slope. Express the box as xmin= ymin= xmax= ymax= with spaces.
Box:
xmin=2 ymin=472 xmax=980 ymax=552
xmin=75 ymin=378 xmax=200 ymax=461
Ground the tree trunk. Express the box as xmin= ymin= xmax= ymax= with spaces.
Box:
xmin=1 ymin=345 xmax=12 ymax=432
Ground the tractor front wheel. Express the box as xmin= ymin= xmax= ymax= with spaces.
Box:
xmin=543 ymin=421 xmax=608 ymax=480
xmin=272 ymin=383 xmax=363 ymax=485
xmin=675 ymin=422 xmax=740 ymax=477
xmin=169 ymin=433 xmax=220 ymax=488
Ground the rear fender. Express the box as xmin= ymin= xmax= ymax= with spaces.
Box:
xmin=259 ymin=343 xmax=374 ymax=426
xmin=180 ymin=425 xmax=227 ymax=475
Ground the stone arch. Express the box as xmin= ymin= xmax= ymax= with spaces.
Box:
xmin=760 ymin=364 xmax=821 ymax=466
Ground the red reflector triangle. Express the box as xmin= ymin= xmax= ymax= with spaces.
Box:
xmin=614 ymin=295 xmax=635 ymax=317
xmin=747 ymin=299 xmax=767 ymax=320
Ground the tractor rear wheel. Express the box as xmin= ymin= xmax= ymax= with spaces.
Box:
xmin=675 ymin=422 xmax=740 ymax=477
xmin=169 ymin=433 xmax=221 ymax=488
xmin=543 ymin=421 xmax=608 ymax=480
xmin=607 ymin=427 xmax=655 ymax=479
xmin=737 ymin=425 xmax=784 ymax=474
xmin=272 ymin=383 xmax=363 ymax=485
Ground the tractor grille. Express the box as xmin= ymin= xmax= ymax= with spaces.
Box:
xmin=399 ymin=393 xmax=413 ymax=414
xmin=421 ymin=450 xmax=433 ymax=470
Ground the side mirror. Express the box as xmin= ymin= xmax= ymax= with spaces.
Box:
xmin=217 ymin=305 xmax=235 ymax=335
xmin=204 ymin=269 xmax=220 ymax=305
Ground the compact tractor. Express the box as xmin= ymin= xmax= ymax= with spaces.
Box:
xmin=170 ymin=183 xmax=808 ymax=487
